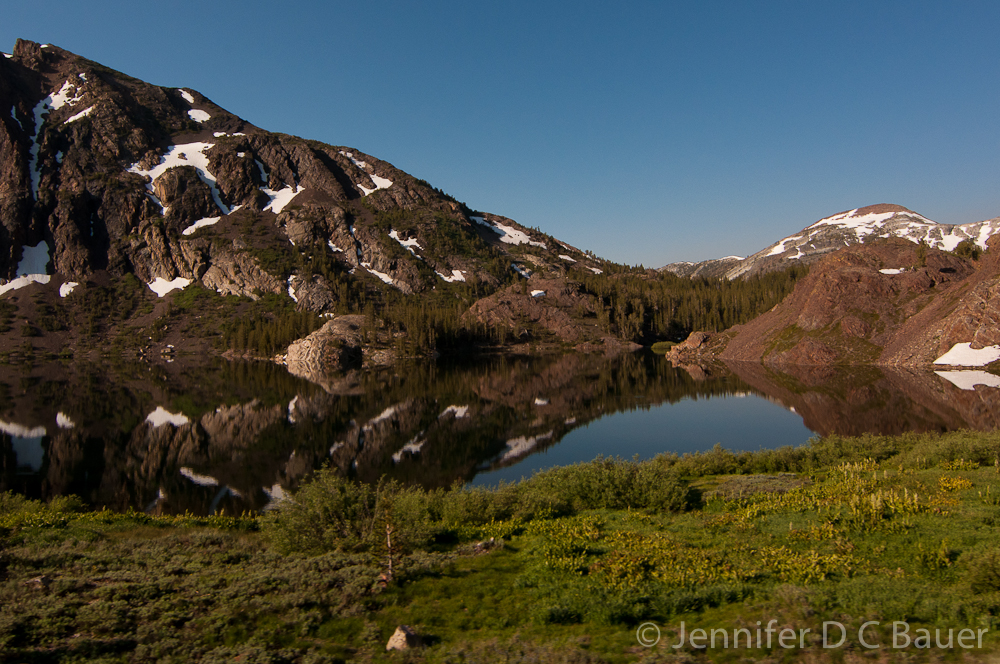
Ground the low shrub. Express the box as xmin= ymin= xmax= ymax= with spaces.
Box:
xmin=262 ymin=470 xmax=433 ymax=556
xmin=525 ymin=457 xmax=688 ymax=512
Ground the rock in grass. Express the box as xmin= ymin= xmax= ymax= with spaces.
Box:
xmin=386 ymin=625 xmax=420 ymax=651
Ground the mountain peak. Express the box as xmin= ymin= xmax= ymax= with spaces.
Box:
xmin=664 ymin=203 xmax=999 ymax=280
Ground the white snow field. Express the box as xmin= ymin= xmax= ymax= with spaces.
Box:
xmin=182 ymin=217 xmax=221 ymax=236
xmin=147 ymin=277 xmax=192 ymax=297
xmin=146 ymin=407 xmax=190 ymax=428
xmin=262 ymin=184 xmax=303 ymax=213
xmin=435 ymin=269 xmax=466 ymax=283
xmin=472 ymin=216 xmax=546 ymax=248
xmin=933 ymin=343 xmax=1000 ymax=367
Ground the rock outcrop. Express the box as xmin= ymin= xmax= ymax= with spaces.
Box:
xmin=462 ymin=277 xmax=607 ymax=346
xmin=286 ymin=315 xmax=365 ymax=383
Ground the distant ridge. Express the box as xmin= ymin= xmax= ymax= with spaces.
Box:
xmin=662 ymin=204 xmax=1000 ymax=279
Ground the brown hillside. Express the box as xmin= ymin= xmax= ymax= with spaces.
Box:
xmin=720 ymin=237 xmax=1000 ymax=366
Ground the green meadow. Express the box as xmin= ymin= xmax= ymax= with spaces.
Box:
xmin=3 ymin=430 xmax=1000 ymax=663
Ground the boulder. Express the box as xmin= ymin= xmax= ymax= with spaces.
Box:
xmin=285 ymin=315 xmax=364 ymax=383
xmin=386 ymin=625 xmax=420 ymax=651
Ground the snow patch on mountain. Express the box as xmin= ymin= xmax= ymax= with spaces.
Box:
xmin=0 ymin=275 xmax=49 ymax=296
xmin=1 ymin=242 xmax=52 ymax=295
xmin=512 ymin=263 xmax=531 ymax=278
xmin=766 ymin=236 xmax=804 ymax=257
xmin=29 ymin=79 xmax=87 ymax=198
xmin=147 ymin=277 xmax=191 ymax=297
xmin=59 ymin=282 xmax=79 ymax=297
xmin=435 ymin=269 xmax=466 ymax=283
xmin=389 ymin=229 xmax=422 ymax=255
xmin=339 ymin=150 xmax=392 ymax=195
xmin=262 ymin=184 xmax=303 ymax=213
xmin=472 ymin=216 xmax=546 ymax=248
xmin=339 ymin=151 xmax=368 ymax=169
xmin=182 ymin=216 xmax=221 ymax=235
xmin=364 ymin=266 xmax=397 ymax=286
xmin=180 ymin=89 xmax=195 ymax=104
xmin=358 ymin=174 xmax=393 ymax=196
xmin=188 ymin=109 xmax=211 ymax=123
xmin=933 ymin=343 xmax=1000 ymax=367
xmin=64 ymin=105 xmax=94 ymax=124
xmin=146 ymin=406 xmax=190 ymax=428
xmin=810 ymin=209 xmax=916 ymax=233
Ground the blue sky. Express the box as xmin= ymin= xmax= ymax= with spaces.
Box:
xmin=5 ymin=1 xmax=1000 ymax=266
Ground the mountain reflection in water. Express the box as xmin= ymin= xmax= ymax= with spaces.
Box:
xmin=2 ymin=353 xmax=998 ymax=515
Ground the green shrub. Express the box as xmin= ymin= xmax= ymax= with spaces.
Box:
xmin=262 ymin=469 xmax=379 ymax=554
xmin=954 ymin=239 xmax=983 ymax=261
xmin=525 ymin=457 xmax=688 ymax=512
xmin=262 ymin=470 xmax=433 ymax=555
xmin=440 ymin=482 xmax=565 ymax=528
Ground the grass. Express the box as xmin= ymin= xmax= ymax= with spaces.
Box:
xmin=3 ymin=431 xmax=1000 ymax=662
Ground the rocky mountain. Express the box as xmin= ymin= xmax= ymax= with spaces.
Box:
xmin=0 ymin=39 xmax=615 ymax=358
xmin=710 ymin=235 xmax=1000 ymax=367
xmin=659 ymin=255 xmax=744 ymax=279
xmin=662 ymin=203 xmax=1000 ymax=280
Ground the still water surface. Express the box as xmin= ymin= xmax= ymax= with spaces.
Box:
xmin=1 ymin=352 xmax=996 ymax=514
xmin=472 ymin=394 xmax=813 ymax=486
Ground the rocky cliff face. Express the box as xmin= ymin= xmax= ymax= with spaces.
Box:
xmin=662 ymin=204 xmax=1000 ymax=280
xmin=0 ymin=40 xmax=608 ymax=349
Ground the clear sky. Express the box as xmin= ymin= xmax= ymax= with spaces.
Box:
xmin=4 ymin=1 xmax=1000 ymax=267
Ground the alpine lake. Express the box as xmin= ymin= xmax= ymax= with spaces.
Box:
xmin=2 ymin=351 xmax=998 ymax=515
